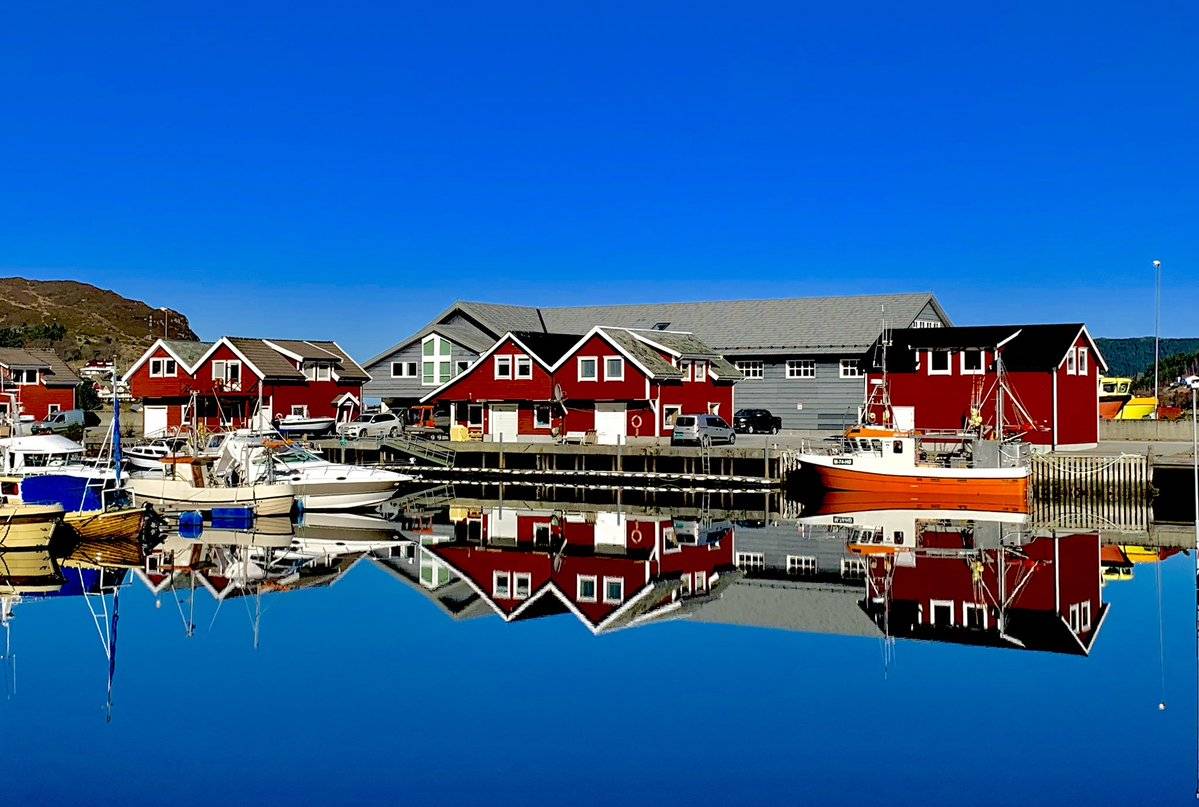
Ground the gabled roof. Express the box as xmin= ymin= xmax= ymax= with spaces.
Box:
xmin=507 ymin=331 xmax=583 ymax=366
xmin=294 ymin=340 xmax=371 ymax=382
xmin=625 ymin=329 xmax=743 ymax=381
xmin=537 ymin=292 xmax=949 ymax=353
xmin=594 ymin=328 xmax=684 ymax=379
xmin=452 ymin=301 xmax=547 ymax=335
xmin=224 ymin=338 xmax=306 ymax=380
xmin=161 ymin=339 xmax=213 ymax=367
xmin=867 ymin=324 xmax=1108 ymax=373
xmin=364 ymin=321 xmax=496 ymax=368
xmin=0 ymin=348 xmax=80 ymax=386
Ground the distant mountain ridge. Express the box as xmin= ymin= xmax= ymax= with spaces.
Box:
xmin=1094 ymin=336 xmax=1199 ymax=378
xmin=0 ymin=277 xmax=196 ymax=368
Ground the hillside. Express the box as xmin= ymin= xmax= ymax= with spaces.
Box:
xmin=1094 ymin=337 xmax=1199 ymax=378
xmin=0 ymin=278 xmax=196 ymax=368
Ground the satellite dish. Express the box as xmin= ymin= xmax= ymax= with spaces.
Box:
xmin=552 ymin=383 xmax=565 ymax=402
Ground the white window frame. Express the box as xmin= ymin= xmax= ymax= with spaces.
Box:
xmin=47 ymin=403 xmax=62 ymax=415
xmin=602 ymin=576 xmax=624 ymax=604
xmin=290 ymin=405 xmax=308 ymax=417
xmin=514 ymin=355 xmax=533 ymax=380
xmin=533 ymin=404 xmax=553 ymax=429
xmin=513 ymin=572 xmax=532 ymax=600
xmin=492 ymin=571 xmax=511 ymax=599
xmin=929 ymin=599 xmax=955 ymax=625
xmin=786 ymin=359 xmax=815 ymax=379
xmin=679 ymin=573 xmax=692 ymax=596
xmin=962 ymin=602 xmax=988 ymax=630
xmin=149 ymin=358 xmax=177 ymax=378
xmin=1066 ymin=348 xmax=1077 ymax=375
xmin=707 ymin=402 xmax=720 ymax=417
xmin=212 ymin=359 xmax=243 ymax=385
xmin=692 ymin=361 xmax=707 ymax=382
xmin=839 ymin=359 xmax=863 ymax=379
xmin=577 ymin=574 xmax=598 ymax=603
xmin=734 ymin=360 xmax=763 ymax=379
xmin=693 ymin=571 xmax=707 ymax=593
xmin=736 ymin=551 xmax=765 ymax=571
xmin=1077 ymin=347 xmax=1088 ymax=376
xmin=578 ymin=357 xmax=598 ymax=382
xmin=927 ymin=350 xmax=952 ymax=376
xmin=467 ymin=404 xmax=484 ymax=428
xmin=786 ymin=555 xmax=818 ymax=575
xmin=1080 ymin=600 xmax=1092 ymax=631
xmin=494 ymin=355 xmax=513 ymax=380
xmin=390 ymin=361 xmax=417 ymax=379
xmin=679 ymin=360 xmax=692 ymax=382
xmin=12 ymin=369 xmax=36 ymax=385
xmin=315 ymin=363 xmax=332 ymax=382
xmin=840 ymin=557 xmax=866 ymax=578
xmin=603 ymin=356 xmax=624 ymax=382
xmin=422 ymin=334 xmax=452 ymax=387
xmin=913 ymin=319 xmax=942 ymax=329
xmin=662 ymin=404 xmax=682 ymax=430
xmin=456 ymin=360 xmax=470 ymax=376
xmin=960 ymin=349 xmax=984 ymax=375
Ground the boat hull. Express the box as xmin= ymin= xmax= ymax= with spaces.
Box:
xmin=800 ymin=457 xmax=1029 ymax=503
xmin=127 ymin=479 xmax=295 ymax=516
xmin=277 ymin=418 xmax=337 ymax=436
xmin=63 ymin=507 xmax=147 ymax=542
xmin=0 ymin=505 xmax=64 ymax=550
xmin=293 ymin=480 xmax=403 ymax=511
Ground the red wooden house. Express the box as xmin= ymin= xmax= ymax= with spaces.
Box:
xmin=420 ymin=327 xmax=741 ymax=444
xmin=862 ymin=324 xmax=1106 ymax=450
xmin=124 ymin=337 xmax=369 ymax=436
xmin=0 ymin=348 xmax=80 ymax=422
xmin=862 ymin=530 xmax=1106 ymax=655
xmin=426 ymin=507 xmax=736 ymax=633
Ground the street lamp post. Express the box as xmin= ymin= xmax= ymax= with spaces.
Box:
xmin=1191 ymin=377 xmax=1198 ymax=800
xmin=1153 ymin=260 xmax=1162 ymax=416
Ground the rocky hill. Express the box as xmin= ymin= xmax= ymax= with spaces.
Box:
xmin=0 ymin=277 xmax=196 ymax=368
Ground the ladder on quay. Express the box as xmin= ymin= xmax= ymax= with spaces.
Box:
xmin=379 ymin=435 xmax=456 ymax=467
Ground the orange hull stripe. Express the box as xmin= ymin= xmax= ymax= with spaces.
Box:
xmin=811 ymin=466 xmax=1029 ymax=500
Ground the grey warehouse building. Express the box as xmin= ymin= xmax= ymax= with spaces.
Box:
xmin=363 ymin=292 xmax=950 ymax=430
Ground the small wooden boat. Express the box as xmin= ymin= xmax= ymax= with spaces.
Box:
xmin=0 ymin=504 xmax=64 ymax=550
xmin=63 ymin=507 xmax=147 ymax=542
xmin=0 ymin=549 xmax=63 ymax=594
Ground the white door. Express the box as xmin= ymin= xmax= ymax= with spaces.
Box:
xmin=488 ymin=404 xmax=519 ymax=442
xmin=594 ymin=511 xmax=625 ymax=549
xmin=594 ymin=403 xmax=627 ymax=445
xmin=143 ymin=405 xmax=169 ymax=437
xmin=892 ymin=406 xmax=915 ymax=431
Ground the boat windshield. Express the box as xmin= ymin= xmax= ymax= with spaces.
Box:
xmin=274 ymin=445 xmax=324 ymax=464
xmin=22 ymin=451 xmax=84 ymax=467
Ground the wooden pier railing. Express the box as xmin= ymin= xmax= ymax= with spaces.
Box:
xmin=1029 ymin=453 xmax=1150 ymax=501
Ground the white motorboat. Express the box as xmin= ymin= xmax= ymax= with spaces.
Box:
xmin=275 ymin=415 xmax=337 ymax=437
xmin=222 ymin=436 xmax=411 ymax=511
xmin=124 ymin=437 xmax=192 ymax=472
xmin=126 ymin=456 xmax=295 ymax=517
xmin=0 ymin=434 xmax=121 ymax=484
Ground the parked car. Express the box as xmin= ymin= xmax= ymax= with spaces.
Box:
xmin=31 ymin=409 xmax=100 ymax=434
xmin=733 ymin=408 xmax=782 ymax=434
xmin=670 ymin=414 xmax=736 ymax=447
xmin=337 ymin=411 xmax=402 ymax=439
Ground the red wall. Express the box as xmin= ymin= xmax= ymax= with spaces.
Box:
xmin=8 ymin=384 xmax=76 ymax=420
xmin=868 ymin=339 xmax=1099 ymax=448
xmin=435 ymin=338 xmax=554 ymax=403
xmin=555 ymin=334 xmax=649 ymax=402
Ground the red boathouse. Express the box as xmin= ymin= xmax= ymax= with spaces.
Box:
xmin=0 ymin=348 xmax=80 ymax=422
xmin=862 ymin=324 xmax=1106 ymax=450
xmin=125 ymin=337 xmax=369 ymax=436
xmin=420 ymin=327 xmax=741 ymax=444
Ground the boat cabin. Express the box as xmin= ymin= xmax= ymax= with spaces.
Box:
xmin=0 ymin=435 xmax=86 ymax=475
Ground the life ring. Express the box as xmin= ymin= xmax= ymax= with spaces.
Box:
xmin=630 ymin=414 xmax=642 ymax=429
xmin=630 ymin=527 xmax=644 ymax=545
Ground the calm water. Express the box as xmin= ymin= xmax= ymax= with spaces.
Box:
xmin=2 ymin=491 xmax=1197 ymax=806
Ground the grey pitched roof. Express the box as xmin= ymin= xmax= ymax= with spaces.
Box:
xmin=688 ymin=579 xmax=882 ymax=638
xmin=301 ymin=340 xmax=371 ymax=382
xmin=0 ymin=348 xmax=80 ymax=386
xmin=267 ymin=339 xmax=342 ymax=361
xmin=454 ymin=301 xmax=546 ymax=335
xmin=226 ymin=338 xmax=306 ymax=380
xmin=162 ymin=340 xmax=213 ymax=367
xmin=599 ymin=328 xmax=683 ymax=379
xmin=624 ymin=329 xmax=743 ymax=381
xmin=364 ymin=321 xmax=496 ymax=368
xmin=540 ymin=293 xmax=948 ymax=354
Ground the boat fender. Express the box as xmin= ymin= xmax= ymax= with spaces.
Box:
xmin=179 ymin=510 xmax=204 ymax=540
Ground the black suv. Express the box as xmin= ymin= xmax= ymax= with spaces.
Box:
xmin=732 ymin=408 xmax=782 ymax=434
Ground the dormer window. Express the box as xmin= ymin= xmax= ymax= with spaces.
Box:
xmin=10 ymin=369 xmax=39 ymax=385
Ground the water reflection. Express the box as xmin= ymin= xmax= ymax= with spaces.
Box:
xmin=0 ymin=488 xmax=1187 ymax=719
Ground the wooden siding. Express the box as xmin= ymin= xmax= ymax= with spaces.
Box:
xmin=729 ymin=356 xmax=865 ymax=430
xmin=365 ymin=339 xmax=480 ymax=405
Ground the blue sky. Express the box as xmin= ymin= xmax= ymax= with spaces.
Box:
xmin=2 ymin=1 xmax=1196 ymax=360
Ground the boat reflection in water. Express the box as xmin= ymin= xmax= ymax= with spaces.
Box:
xmin=0 ymin=487 xmax=1183 ymax=723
